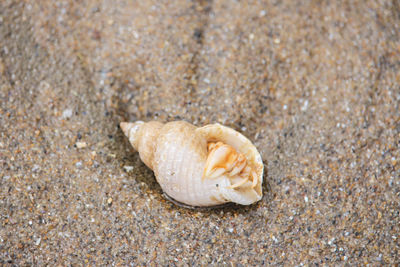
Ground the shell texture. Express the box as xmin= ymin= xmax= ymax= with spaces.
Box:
xmin=120 ymin=120 xmax=264 ymax=207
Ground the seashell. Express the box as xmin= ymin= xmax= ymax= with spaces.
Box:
xmin=120 ymin=120 xmax=264 ymax=207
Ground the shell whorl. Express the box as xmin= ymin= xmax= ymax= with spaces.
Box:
xmin=120 ymin=121 xmax=163 ymax=169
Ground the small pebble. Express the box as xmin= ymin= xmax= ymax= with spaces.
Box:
xmin=62 ymin=108 xmax=73 ymax=119
xmin=75 ymin=161 xmax=83 ymax=168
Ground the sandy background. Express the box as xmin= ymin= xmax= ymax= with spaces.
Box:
xmin=1 ymin=0 xmax=399 ymax=265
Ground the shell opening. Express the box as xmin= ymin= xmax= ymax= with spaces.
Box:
xmin=203 ymin=141 xmax=258 ymax=189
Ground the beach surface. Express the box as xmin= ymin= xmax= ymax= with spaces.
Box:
xmin=1 ymin=0 xmax=399 ymax=265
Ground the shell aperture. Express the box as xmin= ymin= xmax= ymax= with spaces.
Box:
xmin=203 ymin=141 xmax=259 ymax=190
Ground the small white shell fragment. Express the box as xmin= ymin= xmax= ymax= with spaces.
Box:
xmin=120 ymin=120 xmax=264 ymax=207
xmin=75 ymin=141 xmax=87 ymax=148
xmin=123 ymin=166 xmax=134 ymax=172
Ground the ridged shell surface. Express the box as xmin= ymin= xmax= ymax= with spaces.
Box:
xmin=154 ymin=121 xmax=220 ymax=206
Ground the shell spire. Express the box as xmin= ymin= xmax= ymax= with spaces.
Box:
xmin=120 ymin=121 xmax=163 ymax=169
xmin=121 ymin=120 xmax=264 ymax=207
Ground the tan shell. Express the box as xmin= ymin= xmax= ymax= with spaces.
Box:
xmin=120 ymin=120 xmax=264 ymax=207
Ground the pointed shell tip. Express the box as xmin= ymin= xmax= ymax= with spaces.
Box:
xmin=120 ymin=122 xmax=130 ymax=137
xmin=120 ymin=121 xmax=145 ymax=140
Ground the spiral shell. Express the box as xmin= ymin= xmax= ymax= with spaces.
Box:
xmin=120 ymin=120 xmax=264 ymax=207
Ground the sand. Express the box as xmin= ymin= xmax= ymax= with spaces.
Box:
xmin=1 ymin=0 xmax=399 ymax=265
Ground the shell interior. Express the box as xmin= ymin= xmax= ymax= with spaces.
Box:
xmin=197 ymin=123 xmax=264 ymax=205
